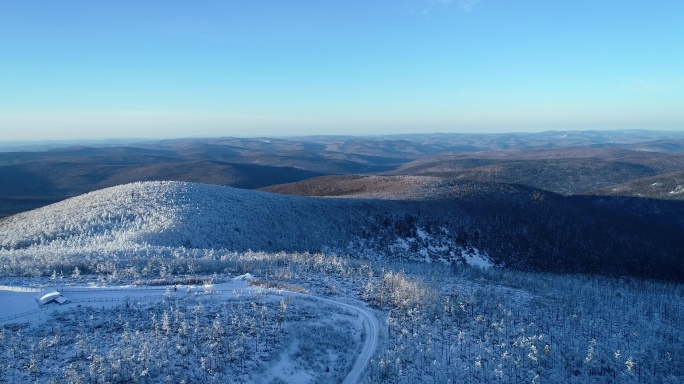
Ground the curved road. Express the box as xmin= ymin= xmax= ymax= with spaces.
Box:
xmin=286 ymin=292 xmax=379 ymax=384
xmin=335 ymin=299 xmax=379 ymax=384
xmin=2 ymin=283 xmax=380 ymax=383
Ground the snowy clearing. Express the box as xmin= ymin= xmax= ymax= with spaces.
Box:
xmin=1 ymin=275 xmax=379 ymax=384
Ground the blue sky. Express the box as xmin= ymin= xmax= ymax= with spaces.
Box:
xmin=1 ymin=0 xmax=683 ymax=141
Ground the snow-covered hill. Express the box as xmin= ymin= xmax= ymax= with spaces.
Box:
xmin=2 ymin=180 xmax=682 ymax=281
xmin=0 ymin=181 xmax=489 ymax=276
xmin=0 ymin=181 xmax=343 ymax=250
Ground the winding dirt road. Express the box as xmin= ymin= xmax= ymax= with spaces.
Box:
xmin=286 ymin=293 xmax=380 ymax=384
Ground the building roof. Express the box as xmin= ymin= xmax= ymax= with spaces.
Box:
xmin=35 ymin=290 xmax=63 ymax=305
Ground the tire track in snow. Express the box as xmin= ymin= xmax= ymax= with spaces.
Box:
xmin=283 ymin=292 xmax=379 ymax=384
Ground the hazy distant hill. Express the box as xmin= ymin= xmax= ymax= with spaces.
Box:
xmin=0 ymin=156 xmax=323 ymax=218
xmin=388 ymin=148 xmax=684 ymax=195
xmin=1 ymin=181 xmax=682 ymax=281
xmin=263 ymin=147 xmax=684 ymax=197
xmin=3 ymin=130 xmax=684 ymax=217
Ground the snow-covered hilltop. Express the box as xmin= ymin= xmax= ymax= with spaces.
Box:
xmin=1 ymin=181 xmax=183 ymax=250
xmin=1 ymin=181 xmax=339 ymax=250
xmin=1 ymin=179 xmax=682 ymax=281
xmin=0 ymin=181 xmax=492 ymax=276
xmin=0 ymin=180 xmax=411 ymax=252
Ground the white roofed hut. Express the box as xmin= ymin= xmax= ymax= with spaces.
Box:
xmin=35 ymin=290 xmax=70 ymax=306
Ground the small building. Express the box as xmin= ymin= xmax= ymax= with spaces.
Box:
xmin=35 ymin=290 xmax=70 ymax=306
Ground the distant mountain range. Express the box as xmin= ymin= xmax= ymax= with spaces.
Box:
xmin=2 ymin=130 xmax=684 ymax=217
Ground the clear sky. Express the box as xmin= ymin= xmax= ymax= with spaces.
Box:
xmin=1 ymin=0 xmax=683 ymax=141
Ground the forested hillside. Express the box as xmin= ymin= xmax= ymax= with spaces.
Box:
xmin=1 ymin=181 xmax=682 ymax=281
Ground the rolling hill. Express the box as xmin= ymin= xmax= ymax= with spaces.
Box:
xmin=387 ymin=148 xmax=684 ymax=195
xmin=590 ymin=170 xmax=684 ymax=200
xmin=3 ymin=131 xmax=684 ymax=218
xmin=0 ymin=154 xmax=325 ymax=218
xmin=1 ymin=181 xmax=682 ymax=281
xmin=262 ymin=175 xmax=449 ymax=200
xmin=2 ymin=131 xmax=684 ymax=282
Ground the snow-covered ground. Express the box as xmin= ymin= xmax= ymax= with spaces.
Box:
xmin=0 ymin=278 xmax=249 ymax=325
xmin=0 ymin=274 xmax=378 ymax=384
xmin=1 ymin=181 xmax=683 ymax=383
xmin=3 ymin=254 xmax=684 ymax=383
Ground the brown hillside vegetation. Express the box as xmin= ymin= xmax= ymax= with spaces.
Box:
xmin=387 ymin=148 xmax=684 ymax=195
xmin=261 ymin=175 xmax=443 ymax=200
xmin=591 ymin=170 xmax=684 ymax=200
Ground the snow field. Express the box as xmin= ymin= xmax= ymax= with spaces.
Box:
xmin=2 ymin=251 xmax=684 ymax=383
xmin=0 ymin=279 xmax=367 ymax=384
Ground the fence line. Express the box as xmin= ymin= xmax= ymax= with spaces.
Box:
xmin=70 ymin=295 xmax=161 ymax=304
xmin=1 ymin=284 xmax=247 ymax=324
xmin=0 ymin=284 xmax=171 ymax=293
xmin=56 ymin=286 xmax=168 ymax=293
xmin=0 ymin=285 xmax=42 ymax=292
xmin=0 ymin=294 xmax=168 ymax=324
xmin=0 ymin=309 xmax=42 ymax=324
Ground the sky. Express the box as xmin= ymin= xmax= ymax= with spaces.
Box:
xmin=1 ymin=0 xmax=683 ymax=141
